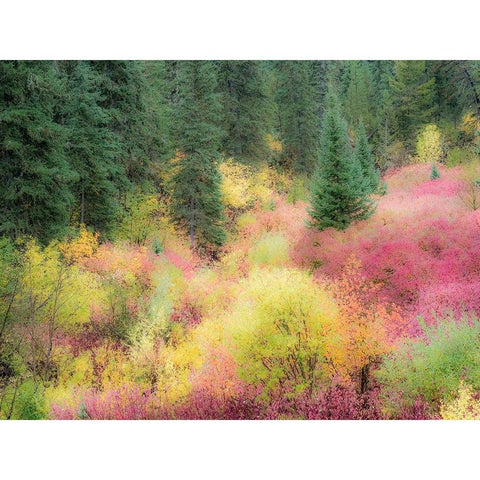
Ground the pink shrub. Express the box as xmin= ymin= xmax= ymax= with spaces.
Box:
xmin=163 ymin=247 xmax=199 ymax=280
xmin=393 ymin=398 xmax=440 ymax=420
xmin=292 ymin=164 xmax=480 ymax=333
xmin=170 ymin=298 xmax=202 ymax=327
xmin=261 ymin=384 xmax=385 ymax=420
xmin=51 ymin=386 xmax=169 ymax=420
xmin=83 ymin=243 xmax=159 ymax=290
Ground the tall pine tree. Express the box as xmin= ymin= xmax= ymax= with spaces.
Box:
xmin=275 ymin=61 xmax=320 ymax=174
xmin=59 ymin=61 xmax=122 ymax=233
xmin=309 ymin=91 xmax=374 ymax=231
xmin=218 ymin=61 xmax=272 ymax=162
xmin=169 ymin=61 xmax=226 ymax=254
xmin=0 ymin=61 xmax=76 ymax=243
xmin=345 ymin=61 xmax=377 ymax=132
xmin=389 ymin=61 xmax=437 ymax=146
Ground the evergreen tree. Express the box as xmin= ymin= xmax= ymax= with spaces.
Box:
xmin=309 ymin=91 xmax=374 ymax=231
xmin=345 ymin=61 xmax=377 ymax=132
xmin=218 ymin=61 xmax=271 ymax=161
xmin=0 ymin=61 xmax=76 ymax=243
xmin=354 ymin=122 xmax=380 ymax=194
xmin=169 ymin=61 xmax=226 ymax=253
xmin=389 ymin=61 xmax=437 ymax=146
xmin=275 ymin=61 xmax=320 ymax=174
xmin=59 ymin=61 xmax=122 ymax=233
xmin=141 ymin=61 xmax=173 ymax=186
xmin=430 ymin=162 xmax=441 ymax=180
xmin=90 ymin=61 xmax=149 ymax=186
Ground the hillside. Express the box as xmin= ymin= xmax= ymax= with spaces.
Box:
xmin=2 ymin=161 xmax=480 ymax=420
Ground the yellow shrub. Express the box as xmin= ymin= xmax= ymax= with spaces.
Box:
xmin=440 ymin=382 xmax=480 ymax=420
xmin=116 ymin=191 xmax=165 ymax=245
xmin=226 ymin=268 xmax=341 ymax=396
xmin=44 ymin=347 xmax=95 ymax=410
xmin=460 ymin=111 xmax=480 ymax=140
xmin=155 ymin=316 xmax=226 ymax=403
xmin=266 ymin=134 xmax=282 ymax=154
xmin=59 ymin=224 xmax=99 ymax=263
xmin=219 ymin=158 xmax=254 ymax=210
xmin=20 ymin=240 xmax=97 ymax=327
xmin=248 ymin=232 xmax=290 ymax=267
xmin=416 ymin=124 xmax=442 ymax=163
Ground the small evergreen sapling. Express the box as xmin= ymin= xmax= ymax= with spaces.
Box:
xmin=430 ymin=162 xmax=440 ymax=180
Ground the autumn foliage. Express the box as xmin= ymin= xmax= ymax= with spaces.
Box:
xmin=3 ymin=160 xmax=480 ymax=420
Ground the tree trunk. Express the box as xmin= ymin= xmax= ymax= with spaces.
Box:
xmin=463 ymin=68 xmax=480 ymax=119
xmin=189 ymin=223 xmax=195 ymax=251
xmin=80 ymin=186 xmax=85 ymax=225
xmin=360 ymin=364 xmax=370 ymax=394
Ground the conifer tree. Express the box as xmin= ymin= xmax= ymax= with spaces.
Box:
xmin=0 ymin=61 xmax=76 ymax=242
xmin=59 ymin=61 xmax=122 ymax=233
xmin=389 ymin=61 xmax=437 ymax=145
xmin=169 ymin=61 xmax=226 ymax=253
xmin=345 ymin=61 xmax=377 ymax=132
xmin=354 ymin=122 xmax=380 ymax=194
xmin=275 ymin=61 xmax=320 ymax=174
xmin=90 ymin=61 xmax=149 ymax=186
xmin=218 ymin=61 xmax=271 ymax=162
xmin=430 ymin=162 xmax=441 ymax=180
xmin=309 ymin=91 xmax=375 ymax=231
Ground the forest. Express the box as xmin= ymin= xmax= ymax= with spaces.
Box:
xmin=1 ymin=60 xmax=480 ymax=420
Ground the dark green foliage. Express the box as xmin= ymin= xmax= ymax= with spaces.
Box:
xmin=430 ymin=162 xmax=440 ymax=180
xmin=389 ymin=61 xmax=437 ymax=146
xmin=218 ymin=61 xmax=271 ymax=161
xmin=345 ymin=61 xmax=378 ymax=132
xmin=1 ymin=60 xmax=479 ymax=243
xmin=0 ymin=61 xmax=76 ymax=243
xmin=354 ymin=122 xmax=380 ymax=194
xmin=309 ymin=91 xmax=375 ymax=231
xmin=169 ymin=61 xmax=226 ymax=253
xmin=90 ymin=61 xmax=148 ymax=186
xmin=431 ymin=60 xmax=480 ymax=124
xmin=275 ymin=61 xmax=320 ymax=174
xmin=59 ymin=61 xmax=123 ymax=233
xmin=141 ymin=61 xmax=173 ymax=189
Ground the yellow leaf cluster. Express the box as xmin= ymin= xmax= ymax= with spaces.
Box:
xmin=416 ymin=124 xmax=442 ymax=163
xmin=440 ymin=382 xmax=480 ymax=420
xmin=266 ymin=134 xmax=282 ymax=153
xmin=460 ymin=111 xmax=480 ymax=139
xmin=219 ymin=158 xmax=254 ymax=210
xmin=59 ymin=224 xmax=99 ymax=263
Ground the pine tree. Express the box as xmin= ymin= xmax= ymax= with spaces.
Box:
xmin=345 ymin=61 xmax=377 ymax=132
xmin=275 ymin=61 xmax=320 ymax=174
xmin=169 ymin=61 xmax=226 ymax=254
xmin=0 ymin=61 xmax=76 ymax=243
xmin=389 ymin=61 xmax=437 ymax=146
xmin=309 ymin=91 xmax=375 ymax=231
xmin=218 ymin=61 xmax=272 ymax=162
xmin=354 ymin=122 xmax=380 ymax=194
xmin=430 ymin=162 xmax=441 ymax=180
xmin=90 ymin=61 xmax=149 ymax=186
xmin=59 ymin=61 xmax=123 ymax=233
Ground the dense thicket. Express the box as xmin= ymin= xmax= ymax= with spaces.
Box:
xmin=1 ymin=60 xmax=479 ymax=243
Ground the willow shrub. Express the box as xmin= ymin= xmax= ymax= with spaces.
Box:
xmin=377 ymin=315 xmax=480 ymax=412
xmin=247 ymin=232 xmax=290 ymax=267
xmin=226 ymin=268 xmax=341 ymax=398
